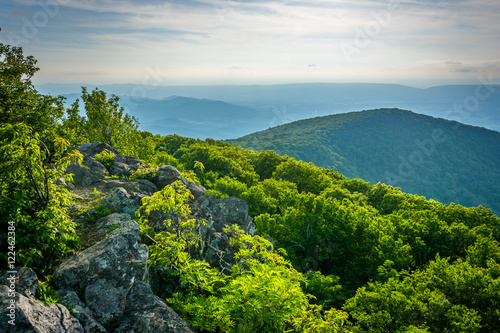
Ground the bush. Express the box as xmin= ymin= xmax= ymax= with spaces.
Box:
xmin=95 ymin=149 xmax=116 ymax=168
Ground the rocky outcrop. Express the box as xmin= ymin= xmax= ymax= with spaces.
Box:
xmin=54 ymin=289 xmax=107 ymax=333
xmin=67 ymin=142 xmax=146 ymax=186
xmin=19 ymin=142 xmax=269 ymax=332
xmin=0 ymin=285 xmax=84 ymax=332
xmin=115 ymin=282 xmax=194 ymax=333
xmin=67 ymin=157 xmax=108 ymax=187
xmin=99 ymin=187 xmax=145 ymax=217
xmin=193 ymin=194 xmax=255 ymax=235
xmin=0 ymin=267 xmax=39 ymax=299
xmin=153 ymin=165 xmax=206 ymax=199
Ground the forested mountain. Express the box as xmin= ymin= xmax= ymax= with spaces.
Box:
xmin=229 ymin=109 xmax=500 ymax=215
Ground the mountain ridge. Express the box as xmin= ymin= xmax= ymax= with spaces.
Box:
xmin=229 ymin=108 xmax=500 ymax=215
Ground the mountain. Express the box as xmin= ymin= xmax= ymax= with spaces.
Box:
xmin=39 ymin=82 xmax=500 ymax=135
xmin=229 ymin=108 xmax=500 ymax=215
xmin=62 ymin=94 xmax=274 ymax=140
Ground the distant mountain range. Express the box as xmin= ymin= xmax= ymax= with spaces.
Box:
xmin=229 ymin=108 xmax=500 ymax=215
xmin=38 ymin=83 xmax=500 ymax=139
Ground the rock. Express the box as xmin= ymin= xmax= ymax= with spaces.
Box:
xmin=99 ymin=187 xmax=144 ymax=217
xmin=135 ymin=179 xmax=159 ymax=195
xmin=55 ymin=289 xmax=107 ymax=333
xmin=85 ymin=279 xmax=127 ymax=330
xmin=193 ymin=194 xmax=255 ymax=235
xmin=115 ymin=282 xmax=194 ymax=333
xmin=98 ymin=178 xmax=158 ymax=196
xmin=113 ymin=154 xmax=145 ymax=171
xmin=86 ymin=213 xmax=141 ymax=244
xmin=108 ymin=162 xmax=132 ymax=178
xmin=153 ymin=165 xmax=181 ymax=190
xmin=67 ymin=157 xmax=108 ymax=187
xmin=53 ymin=234 xmax=148 ymax=331
xmin=181 ymin=178 xmax=206 ymax=200
xmin=203 ymin=232 xmax=235 ymax=273
xmin=0 ymin=267 xmax=39 ymax=299
xmin=78 ymin=142 xmax=119 ymax=158
xmin=0 ymin=285 xmax=84 ymax=332
xmin=153 ymin=165 xmax=206 ymax=199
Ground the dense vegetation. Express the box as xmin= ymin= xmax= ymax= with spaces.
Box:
xmin=2 ymin=44 xmax=500 ymax=332
xmin=229 ymin=109 xmax=500 ymax=215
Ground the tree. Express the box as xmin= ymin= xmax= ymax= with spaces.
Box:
xmin=64 ymin=87 xmax=140 ymax=155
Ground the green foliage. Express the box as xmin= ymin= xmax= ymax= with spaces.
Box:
xmin=94 ymin=149 xmax=116 ymax=168
xmin=129 ymin=165 xmax=157 ymax=182
xmin=137 ymin=181 xmax=349 ymax=332
xmin=344 ymin=254 xmax=500 ymax=333
xmin=0 ymin=123 xmax=81 ymax=275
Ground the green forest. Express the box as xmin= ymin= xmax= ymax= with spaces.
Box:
xmin=2 ymin=44 xmax=500 ymax=332
xmin=229 ymin=108 xmax=500 ymax=216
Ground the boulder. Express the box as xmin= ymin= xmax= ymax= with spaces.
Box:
xmin=193 ymin=194 xmax=255 ymax=235
xmin=0 ymin=267 xmax=39 ymax=299
xmin=98 ymin=178 xmax=158 ymax=196
xmin=99 ymin=187 xmax=144 ymax=217
xmin=153 ymin=165 xmax=206 ymax=199
xmin=108 ymin=162 xmax=132 ymax=178
xmin=53 ymin=234 xmax=148 ymax=331
xmin=78 ymin=142 xmax=119 ymax=158
xmin=0 ymin=285 xmax=84 ymax=332
xmin=67 ymin=157 xmax=108 ymax=187
xmin=89 ymin=213 xmax=142 ymax=244
xmin=54 ymin=289 xmax=107 ymax=333
xmin=153 ymin=165 xmax=181 ymax=190
xmin=112 ymin=154 xmax=145 ymax=174
xmin=181 ymin=178 xmax=206 ymax=200
xmin=115 ymin=282 xmax=194 ymax=333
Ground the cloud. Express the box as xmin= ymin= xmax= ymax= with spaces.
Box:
xmin=445 ymin=60 xmax=463 ymax=65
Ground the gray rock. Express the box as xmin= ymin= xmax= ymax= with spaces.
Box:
xmin=85 ymin=279 xmax=127 ymax=330
xmin=108 ymin=162 xmax=132 ymax=178
xmin=193 ymin=194 xmax=255 ymax=235
xmin=90 ymin=213 xmax=142 ymax=244
xmin=55 ymin=289 xmax=107 ymax=333
xmin=97 ymin=178 xmax=158 ymax=196
xmin=78 ymin=142 xmax=119 ymax=158
xmin=67 ymin=157 xmax=108 ymax=187
xmin=114 ymin=154 xmax=145 ymax=171
xmin=0 ymin=267 xmax=39 ymax=299
xmin=153 ymin=165 xmax=205 ymax=199
xmin=181 ymin=178 xmax=206 ymax=200
xmin=115 ymin=282 xmax=194 ymax=333
xmin=99 ymin=187 xmax=144 ymax=217
xmin=153 ymin=165 xmax=181 ymax=190
xmin=0 ymin=285 xmax=84 ymax=332
xmin=53 ymin=234 xmax=148 ymax=302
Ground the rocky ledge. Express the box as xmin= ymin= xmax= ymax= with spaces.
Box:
xmin=0 ymin=142 xmax=257 ymax=332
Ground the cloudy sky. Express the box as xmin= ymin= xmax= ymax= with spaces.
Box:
xmin=1 ymin=0 xmax=499 ymax=87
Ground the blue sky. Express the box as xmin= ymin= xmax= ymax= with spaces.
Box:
xmin=1 ymin=0 xmax=499 ymax=87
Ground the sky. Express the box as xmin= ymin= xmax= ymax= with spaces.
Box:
xmin=1 ymin=0 xmax=500 ymax=88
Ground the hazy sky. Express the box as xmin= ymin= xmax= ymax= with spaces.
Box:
xmin=1 ymin=0 xmax=499 ymax=87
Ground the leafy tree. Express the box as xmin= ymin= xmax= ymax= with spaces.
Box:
xmin=64 ymin=87 xmax=140 ymax=155
xmin=0 ymin=124 xmax=82 ymax=275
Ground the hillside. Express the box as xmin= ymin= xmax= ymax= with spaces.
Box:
xmin=229 ymin=108 xmax=500 ymax=215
